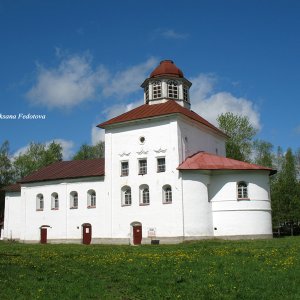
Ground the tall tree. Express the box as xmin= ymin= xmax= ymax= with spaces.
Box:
xmin=253 ymin=139 xmax=273 ymax=167
xmin=271 ymin=148 xmax=300 ymax=225
xmin=217 ymin=112 xmax=257 ymax=162
xmin=73 ymin=142 xmax=104 ymax=160
xmin=0 ymin=140 xmax=14 ymax=188
xmin=13 ymin=141 xmax=63 ymax=179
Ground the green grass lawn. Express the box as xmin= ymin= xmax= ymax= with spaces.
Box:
xmin=0 ymin=238 xmax=299 ymax=299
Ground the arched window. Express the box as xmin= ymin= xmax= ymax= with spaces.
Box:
xmin=36 ymin=194 xmax=44 ymax=211
xmin=140 ymin=184 xmax=150 ymax=205
xmin=51 ymin=192 xmax=59 ymax=210
xmin=168 ymin=80 xmax=178 ymax=99
xmin=121 ymin=186 xmax=131 ymax=206
xmin=237 ymin=182 xmax=248 ymax=199
xmin=163 ymin=185 xmax=172 ymax=204
xmin=152 ymin=81 xmax=162 ymax=99
xmin=87 ymin=190 xmax=96 ymax=208
xmin=70 ymin=191 xmax=78 ymax=209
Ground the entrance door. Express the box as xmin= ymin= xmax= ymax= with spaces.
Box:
xmin=40 ymin=228 xmax=47 ymax=244
xmin=82 ymin=223 xmax=92 ymax=245
xmin=133 ymin=225 xmax=142 ymax=245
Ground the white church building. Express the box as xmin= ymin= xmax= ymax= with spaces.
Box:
xmin=3 ymin=60 xmax=275 ymax=244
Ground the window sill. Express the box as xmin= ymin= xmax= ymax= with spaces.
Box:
xmin=163 ymin=201 xmax=172 ymax=204
xmin=70 ymin=207 xmax=78 ymax=209
xmin=138 ymin=173 xmax=147 ymax=176
xmin=120 ymin=174 xmax=129 ymax=177
xmin=121 ymin=204 xmax=132 ymax=207
xmin=51 ymin=208 xmax=59 ymax=210
xmin=36 ymin=209 xmax=44 ymax=211
xmin=87 ymin=206 xmax=96 ymax=209
xmin=237 ymin=198 xmax=250 ymax=201
xmin=139 ymin=203 xmax=150 ymax=206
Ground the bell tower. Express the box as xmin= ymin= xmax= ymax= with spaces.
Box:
xmin=141 ymin=60 xmax=192 ymax=109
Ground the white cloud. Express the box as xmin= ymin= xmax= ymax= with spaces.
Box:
xmin=104 ymin=99 xmax=143 ymax=120
xmin=27 ymin=53 xmax=157 ymax=109
xmin=91 ymin=126 xmax=105 ymax=146
xmin=159 ymin=29 xmax=189 ymax=40
xmin=190 ymin=74 xmax=261 ymax=130
xmin=102 ymin=58 xmax=158 ymax=98
xmin=51 ymin=139 xmax=75 ymax=160
xmin=91 ymin=99 xmax=143 ymax=145
xmin=27 ymin=53 xmax=108 ymax=109
xmin=13 ymin=139 xmax=75 ymax=161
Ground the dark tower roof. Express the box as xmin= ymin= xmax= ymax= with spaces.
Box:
xmin=150 ymin=60 xmax=184 ymax=78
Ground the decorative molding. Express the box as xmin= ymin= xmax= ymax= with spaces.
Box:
xmin=153 ymin=148 xmax=167 ymax=154
xmin=136 ymin=149 xmax=148 ymax=155
xmin=119 ymin=152 xmax=131 ymax=157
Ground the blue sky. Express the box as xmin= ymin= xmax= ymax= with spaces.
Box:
xmin=0 ymin=0 xmax=299 ymax=159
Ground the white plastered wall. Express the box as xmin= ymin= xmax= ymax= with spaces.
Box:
xmin=181 ymin=172 xmax=213 ymax=237
xmin=177 ymin=117 xmax=226 ymax=163
xmin=105 ymin=116 xmax=185 ymax=240
xmin=210 ymin=171 xmax=272 ymax=237
xmin=3 ymin=192 xmax=22 ymax=240
xmin=18 ymin=177 xmax=105 ymax=242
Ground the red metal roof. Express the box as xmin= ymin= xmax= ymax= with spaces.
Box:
xmin=19 ymin=159 xmax=105 ymax=183
xmin=97 ymin=100 xmax=227 ymax=137
xmin=178 ymin=151 xmax=276 ymax=174
xmin=2 ymin=183 xmax=21 ymax=193
xmin=150 ymin=60 xmax=184 ymax=78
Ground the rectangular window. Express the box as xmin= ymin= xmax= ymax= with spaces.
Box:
xmin=157 ymin=157 xmax=166 ymax=173
xmin=139 ymin=159 xmax=147 ymax=175
xmin=73 ymin=196 xmax=78 ymax=208
xmin=121 ymin=161 xmax=129 ymax=176
xmin=91 ymin=194 xmax=96 ymax=207
xmin=183 ymin=85 xmax=188 ymax=102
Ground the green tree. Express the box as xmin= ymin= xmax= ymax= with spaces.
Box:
xmin=73 ymin=142 xmax=104 ymax=160
xmin=217 ymin=112 xmax=257 ymax=162
xmin=271 ymin=148 xmax=300 ymax=225
xmin=13 ymin=141 xmax=63 ymax=179
xmin=253 ymin=139 xmax=273 ymax=167
xmin=0 ymin=140 xmax=14 ymax=188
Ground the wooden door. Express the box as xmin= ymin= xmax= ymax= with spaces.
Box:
xmin=40 ymin=228 xmax=47 ymax=244
xmin=133 ymin=225 xmax=142 ymax=245
xmin=82 ymin=224 xmax=92 ymax=245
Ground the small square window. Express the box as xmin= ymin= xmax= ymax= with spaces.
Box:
xmin=157 ymin=157 xmax=166 ymax=173
xmin=139 ymin=159 xmax=147 ymax=175
xmin=121 ymin=161 xmax=129 ymax=176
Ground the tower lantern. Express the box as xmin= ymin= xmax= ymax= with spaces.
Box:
xmin=141 ymin=60 xmax=192 ymax=109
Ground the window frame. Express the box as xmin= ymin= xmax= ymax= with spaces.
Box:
xmin=87 ymin=189 xmax=96 ymax=208
xmin=138 ymin=159 xmax=147 ymax=175
xmin=237 ymin=181 xmax=249 ymax=200
xmin=157 ymin=157 xmax=166 ymax=173
xmin=163 ymin=185 xmax=172 ymax=204
xmin=51 ymin=192 xmax=59 ymax=210
xmin=145 ymin=85 xmax=149 ymax=102
xmin=70 ymin=191 xmax=78 ymax=209
xmin=121 ymin=161 xmax=129 ymax=177
xmin=167 ymin=80 xmax=178 ymax=99
xmin=36 ymin=193 xmax=44 ymax=211
xmin=121 ymin=186 xmax=132 ymax=206
xmin=183 ymin=85 xmax=189 ymax=102
xmin=152 ymin=80 xmax=162 ymax=99
xmin=140 ymin=185 xmax=150 ymax=205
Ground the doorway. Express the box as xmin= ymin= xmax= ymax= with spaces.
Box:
xmin=40 ymin=227 xmax=47 ymax=244
xmin=131 ymin=222 xmax=142 ymax=245
xmin=82 ymin=223 xmax=92 ymax=245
